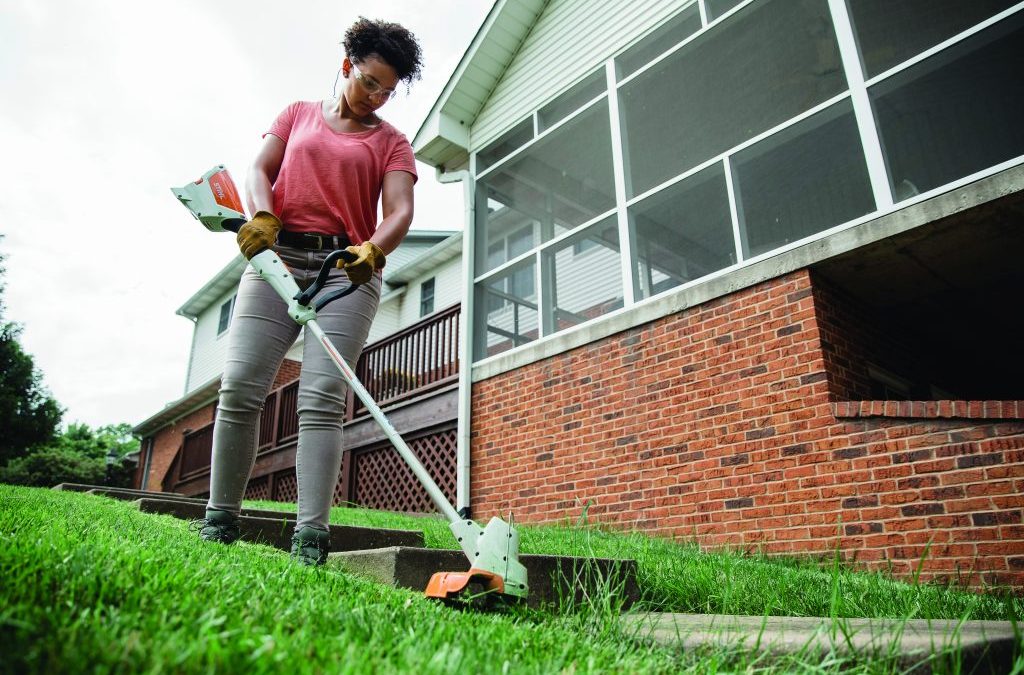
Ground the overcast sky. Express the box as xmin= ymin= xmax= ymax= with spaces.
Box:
xmin=0 ymin=0 xmax=492 ymax=429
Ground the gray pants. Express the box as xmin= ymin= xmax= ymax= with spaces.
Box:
xmin=207 ymin=244 xmax=381 ymax=531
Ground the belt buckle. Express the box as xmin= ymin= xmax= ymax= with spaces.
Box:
xmin=306 ymin=233 xmax=323 ymax=251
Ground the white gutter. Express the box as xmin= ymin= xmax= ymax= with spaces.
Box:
xmin=439 ymin=167 xmax=474 ymax=514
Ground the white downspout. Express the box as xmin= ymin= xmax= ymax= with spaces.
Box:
xmin=438 ymin=167 xmax=474 ymax=514
xmin=140 ymin=436 xmax=155 ymax=490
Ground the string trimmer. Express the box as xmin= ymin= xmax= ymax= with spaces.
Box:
xmin=172 ymin=165 xmax=528 ymax=602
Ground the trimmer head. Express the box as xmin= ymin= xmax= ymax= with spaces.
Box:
xmin=171 ymin=165 xmax=247 ymax=232
xmin=425 ymin=569 xmax=507 ymax=600
xmin=426 ymin=516 xmax=529 ymax=603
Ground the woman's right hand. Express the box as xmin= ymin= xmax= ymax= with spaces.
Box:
xmin=237 ymin=211 xmax=282 ymax=259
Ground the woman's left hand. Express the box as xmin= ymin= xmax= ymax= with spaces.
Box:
xmin=338 ymin=241 xmax=386 ymax=284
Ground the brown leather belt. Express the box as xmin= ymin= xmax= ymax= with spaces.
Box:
xmin=277 ymin=230 xmax=351 ymax=251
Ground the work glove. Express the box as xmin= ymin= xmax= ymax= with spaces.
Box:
xmin=338 ymin=241 xmax=386 ymax=284
xmin=236 ymin=211 xmax=282 ymax=259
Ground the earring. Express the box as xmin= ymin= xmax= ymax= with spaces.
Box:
xmin=332 ymin=68 xmax=342 ymax=97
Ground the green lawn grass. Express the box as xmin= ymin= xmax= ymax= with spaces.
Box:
xmin=1 ymin=485 xmax=1021 ymax=674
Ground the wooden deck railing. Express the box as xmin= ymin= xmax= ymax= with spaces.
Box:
xmin=350 ymin=303 xmax=460 ymax=416
xmin=165 ymin=303 xmax=461 ymax=487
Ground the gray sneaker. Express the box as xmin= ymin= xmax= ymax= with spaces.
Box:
xmin=191 ymin=508 xmax=241 ymax=545
xmin=290 ymin=526 xmax=331 ymax=566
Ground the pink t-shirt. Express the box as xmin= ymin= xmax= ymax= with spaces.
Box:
xmin=265 ymin=101 xmax=417 ymax=243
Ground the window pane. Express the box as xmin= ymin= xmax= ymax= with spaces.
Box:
xmin=706 ymin=0 xmax=745 ymax=21
xmin=870 ymin=12 xmax=1024 ymax=200
xmin=629 ymin=163 xmax=735 ymax=299
xmin=217 ymin=298 xmax=233 ymax=334
xmin=619 ymin=0 xmax=846 ymax=197
xmin=538 ymin=70 xmax=606 ymax=132
xmin=476 ymin=117 xmax=533 ymax=172
xmin=475 ymin=258 xmax=538 ymax=358
xmin=476 ymin=100 xmax=615 ymax=273
xmin=848 ymin=0 xmax=1017 ymax=78
xmin=732 ymin=100 xmax=875 ymax=259
xmin=420 ymin=278 xmax=435 ymax=317
xmin=542 ymin=216 xmax=622 ymax=334
xmin=615 ymin=4 xmax=701 ymax=78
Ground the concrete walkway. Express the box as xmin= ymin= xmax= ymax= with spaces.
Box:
xmin=620 ymin=612 xmax=1020 ymax=673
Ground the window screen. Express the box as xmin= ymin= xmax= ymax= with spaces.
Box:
xmin=731 ymin=100 xmax=875 ymax=258
xmin=618 ymin=0 xmax=846 ymax=197
xmin=477 ymin=118 xmax=533 ymax=172
xmin=476 ymin=101 xmax=615 ymax=274
xmin=870 ymin=12 xmax=1024 ymax=200
xmin=848 ymin=0 xmax=1017 ymax=77
xmin=629 ymin=163 xmax=735 ymax=299
xmin=541 ymin=216 xmax=622 ymax=334
xmin=615 ymin=4 xmax=702 ymax=78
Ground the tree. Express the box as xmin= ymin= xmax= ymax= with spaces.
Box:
xmin=0 ymin=422 xmax=139 ymax=488
xmin=0 ymin=238 xmax=63 ymax=465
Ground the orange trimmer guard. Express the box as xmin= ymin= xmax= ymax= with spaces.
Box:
xmin=425 ymin=568 xmax=506 ymax=600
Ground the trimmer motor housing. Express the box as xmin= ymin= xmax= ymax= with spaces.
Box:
xmin=171 ymin=165 xmax=247 ymax=232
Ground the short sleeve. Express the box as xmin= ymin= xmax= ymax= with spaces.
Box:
xmin=385 ymin=134 xmax=418 ymax=184
xmin=265 ymin=102 xmax=301 ymax=143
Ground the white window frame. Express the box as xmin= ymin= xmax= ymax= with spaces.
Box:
xmin=467 ymin=0 xmax=1024 ymax=372
xmin=216 ymin=296 xmax=235 ymax=337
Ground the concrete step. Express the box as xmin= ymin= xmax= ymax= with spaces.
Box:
xmin=620 ymin=613 xmax=1019 ymax=673
xmin=53 ymin=483 xmax=186 ymax=498
xmin=87 ymin=487 xmax=206 ymax=503
xmin=328 ymin=546 xmax=641 ymax=609
xmin=134 ymin=498 xmax=423 ymax=552
xmin=136 ymin=497 xmax=306 ymax=524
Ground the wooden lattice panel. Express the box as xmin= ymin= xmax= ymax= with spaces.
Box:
xmin=244 ymin=476 xmax=270 ymax=501
xmin=272 ymin=472 xmax=297 ymax=502
xmin=351 ymin=428 xmax=456 ymax=513
xmin=332 ymin=481 xmax=347 ymax=507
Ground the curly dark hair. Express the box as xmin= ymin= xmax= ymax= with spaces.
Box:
xmin=344 ymin=17 xmax=423 ymax=84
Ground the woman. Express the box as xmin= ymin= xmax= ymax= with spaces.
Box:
xmin=194 ymin=17 xmax=422 ymax=566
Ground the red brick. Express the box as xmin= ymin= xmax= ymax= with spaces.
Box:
xmin=470 ymin=272 xmax=1024 ymax=591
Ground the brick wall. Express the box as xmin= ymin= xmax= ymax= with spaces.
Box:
xmin=145 ymin=405 xmax=215 ymax=492
xmin=140 ymin=359 xmax=303 ymax=492
xmin=470 ymin=270 xmax=1024 ymax=589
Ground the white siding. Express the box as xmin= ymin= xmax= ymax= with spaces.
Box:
xmin=398 ymin=256 xmax=464 ymax=326
xmin=367 ymin=298 xmax=402 ymax=345
xmin=386 ymin=240 xmax=438 ymax=271
xmin=434 ymin=258 xmax=464 ymax=313
xmin=472 ymin=0 xmax=695 ymax=148
xmin=184 ymin=288 xmax=237 ymax=392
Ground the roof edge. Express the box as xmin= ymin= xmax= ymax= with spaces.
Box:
xmin=133 ymin=376 xmax=221 ymax=437
xmin=413 ymin=0 xmax=548 ymax=168
xmin=176 ymin=255 xmax=246 ymax=320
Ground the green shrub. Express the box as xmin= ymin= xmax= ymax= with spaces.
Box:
xmin=0 ymin=446 xmax=105 ymax=487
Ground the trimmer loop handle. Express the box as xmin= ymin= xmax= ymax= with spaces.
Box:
xmin=224 ymin=218 xmax=361 ymax=312
xmin=296 ymin=248 xmax=360 ymax=311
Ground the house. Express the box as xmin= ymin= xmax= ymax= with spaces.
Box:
xmin=412 ymin=0 xmax=1024 ymax=589
xmin=132 ymin=229 xmax=465 ymax=512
